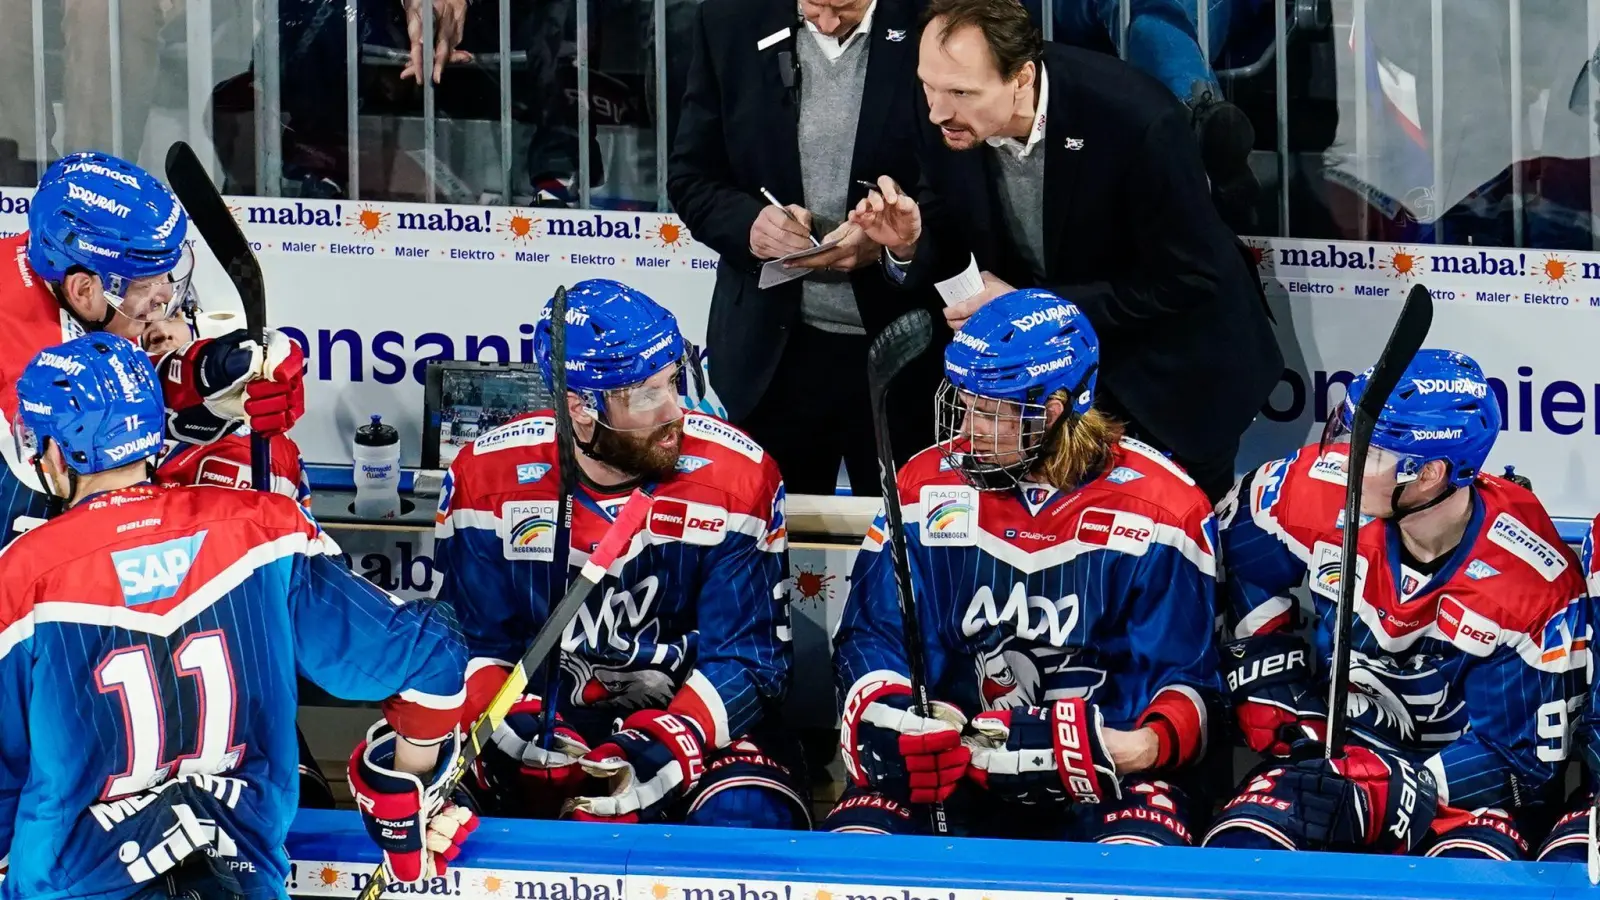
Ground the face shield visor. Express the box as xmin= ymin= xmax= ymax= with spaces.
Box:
xmin=591 ymin=360 xmax=687 ymax=431
xmin=1319 ymin=404 xmax=1425 ymax=485
xmin=101 ymin=243 xmax=196 ymax=323
xmin=934 ymin=380 xmax=1051 ymax=491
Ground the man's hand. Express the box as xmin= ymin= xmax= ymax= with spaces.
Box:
xmin=784 ymin=222 xmax=881 ymax=273
xmin=848 ymin=176 xmax=920 ymax=259
xmin=965 ymin=699 xmax=1121 ymax=805
xmin=1100 ymin=726 xmax=1161 ymax=774
xmin=402 ymin=0 xmax=473 ymax=84
xmin=749 ymin=204 xmax=816 ymax=260
xmin=944 ymin=271 xmax=1012 ymax=330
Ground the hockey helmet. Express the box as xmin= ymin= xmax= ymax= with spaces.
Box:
xmin=533 ymin=279 xmax=686 ymax=425
xmin=15 ymin=332 xmax=165 ymax=477
xmin=27 ymin=152 xmax=193 ymax=323
xmin=936 ymin=289 xmax=1100 ymax=490
xmin=1322 ymin=348 xmax=1500 ymax=489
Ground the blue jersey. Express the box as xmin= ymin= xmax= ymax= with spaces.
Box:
xmin=0 ymin=484 xmax=465 ymax=899
xmin=1219 ymin=444 xmax=1590 ymax=810
xmin=433 ymin=411 xmax=790 ymax=749
xmin=835 ymin=439 xmax=1223 ymax=771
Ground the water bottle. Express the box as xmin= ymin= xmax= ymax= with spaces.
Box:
xmin=352 ymin=414 xmax=401 ymax=519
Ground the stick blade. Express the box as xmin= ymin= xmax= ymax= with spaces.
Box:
xmin=1354 ymin=284 xmax=1434 ymax=421
xmin=868 ymin=309 xmax=934 ymax=397
xmin=164 ymin=141 xmax=267 ymax=341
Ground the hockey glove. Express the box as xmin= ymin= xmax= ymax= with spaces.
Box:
xmin=1278 ymin=742 xmax=1439 ymax=853
xmin=473 ymin=697 xmax=592 ymax=815
xmin=1221 ymin=633 xmax=1326 ymax=756
xmin=565 ymin=711 xmax=706 ymax=823
xmin=967 ymin=699 xmax=1122 ymax=806
xmin=841 ymin=673 xmax=968 ymax=805
xmin=160 ymin=329 xmax=305 ymax=442
xmin=348 ymin=722 xmax=479 ymax=884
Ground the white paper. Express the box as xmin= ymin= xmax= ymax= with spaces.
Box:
xmin=934 ymin=254 xmax=984 ymax=305
xmin=757 ymin=239 xmax=842 ymax=289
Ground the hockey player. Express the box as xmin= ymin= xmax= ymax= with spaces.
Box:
xmin=0 ymin=151 xmax=302 ymax=545
xmin=0 ymin=333 xmax=470 ymax=899
xmin=1531 ymin=520 xmax=1600 ymax=863
xmin=1203 ymin=349 xmax=1589 ymax=860
xmin=823 ymin=289 xmax=1222 ymax=842
xmin=433 ymin=279 xmax=805 ymax=827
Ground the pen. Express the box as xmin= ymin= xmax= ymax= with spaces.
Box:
xmin=759 ymin=187 xmax=821 ymax=247
xmin=855 ymin=179 xmax=880 ymax=193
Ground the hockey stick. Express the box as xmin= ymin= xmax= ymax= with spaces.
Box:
xmin=865 ymin=308 xmax=948 ymax=835
xmin=355 ymin=488 xmax=653 ymax=900
xmin=540 ymin=284 xmax=577 ymax=751
xmin=163 ymin=142 xmax=270 ymax=494
xmin=1323 ymin=284 xmax=1433 ymax=759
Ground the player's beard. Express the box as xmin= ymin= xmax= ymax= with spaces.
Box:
xmin=589 ymin=418 xmax=683 ymax=481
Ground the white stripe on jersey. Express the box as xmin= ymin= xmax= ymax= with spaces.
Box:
xmin=1235 ymin=594 xmax=1294 ymax=640
xmin=1425 ymin=754 xmax=1450 ymax=806
xmin=898 ymin=502 xmax=1216 ymax=577
xmin=0 ymin=530 xmax=326 ymax=662
xmin=436 ymin=506 xmax=500 ymax=540
xmin=399 ymin=685 xmax=468 ymax=710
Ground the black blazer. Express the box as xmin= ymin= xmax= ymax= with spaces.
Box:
xmin=901 ymin=42 xmax=1283 ymax=463
xmin=668 ymin=0 xmax=944 ymax=424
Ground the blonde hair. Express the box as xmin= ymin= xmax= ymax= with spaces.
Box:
xmin=1034 ymin=391 xmax=1123 ymax=490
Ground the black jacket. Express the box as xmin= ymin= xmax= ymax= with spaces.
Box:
xmin=667 ymin=0 xmax=944 ymax=424
xmin=899 ymin=42 xmax=1282 ymax=463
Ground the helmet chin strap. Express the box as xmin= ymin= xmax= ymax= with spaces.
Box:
xmin=1386 ymin=481 xmax=1458 ymax=523
xmin=50 ymin=281 xmax=119 ymax=332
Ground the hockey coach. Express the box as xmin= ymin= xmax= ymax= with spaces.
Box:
xmin=851 ymin=0 xmax=1281 ymax=501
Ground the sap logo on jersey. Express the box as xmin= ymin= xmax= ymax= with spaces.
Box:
xmin=1487 ymin=512 xmax=1568 ymax=582
xmin=674 ymin=455 xmax=712 ymax=474
xmin=1104 ymin=467 xmax=1143 ymax=485
xmin=516 ymin=463 xmax=552 ymax=484
xmin=922 ymin=486 xmax=978 ymax=546
xmin=502 ymin=500 xmax=559 ymax=561
xmin=477 ymin=417 xmax=555 ymax=454
xmin=1465 ymin=559 xmax=1501 ymax=580
xmin=1075 ymin=508 xmax=1154 ymax=555
xmin=113 ymin=531 xmax=206 ymax=606
xmin=649 ymin=498 xmax=727 ymax=546
xmin=1436 ymin=595 xmax=1498 ymax=656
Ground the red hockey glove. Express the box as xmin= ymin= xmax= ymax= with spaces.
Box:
xmin=840 ymin=672 xmax=969 ymax=805
xmin=472 ymin=697 xmax=592 ymax=816
xmin=348 ymin=722 xmax=478 ymax=884
xmin=566 ymin=711 xmax=706 ymax=823
xmin=1221 ymin=634 xmax=1326 ymax=757
xmin=160 ymin=329 xmax=305 ymax=440
xmin=967 ymin=699 xmax=1122 ymax=805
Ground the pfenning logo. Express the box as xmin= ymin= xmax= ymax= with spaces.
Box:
xmin=1411 ymin=377 xmax=1487 ymax=398
xmin=1410 ymin=427 xmax=1462 ymax=441
xmin=1487 ymin=512 xmax=1568 ymax=581
xmin=1010 ymin=304 xmax=1076 ymax=332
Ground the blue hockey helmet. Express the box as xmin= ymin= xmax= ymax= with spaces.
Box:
xmin=533 ymin=279 xmax=686 ymax=423
xmin=936 ymin=289 xmax=1100 ymax=489
xmin=15 ymin=332 xmax=165 ymax=479
xmin=27 ymin=152 xmax=193 ymax=323
xmin=1323 ymin=348 xmax=1500 ymax=489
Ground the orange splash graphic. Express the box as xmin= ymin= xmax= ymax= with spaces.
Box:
xmin=793 ymin=567 xmax=836 ymax=602
xmin=346 ymin=205 xmax=391 ymax=236
xmin=499 ymin=211 xmax=543 ymax=241
xmin=1542 ymin=255 xmax=1573 ymax=285
xmin=1383 ymin=249 xmax=1421 ymax=279
xmin=815 ymin=891 xmax=833 ymax=900
xmin=1244 ymin=242 xmax=1269 ymax=268
xmin=318 ymin=867 xmax=341 ymax=887
xmin=651 ymin=219 xmax=692 ymax=251
xmin=652 ymin=883 xmax=672 ymax=900
xmin=483 ymin=875 xmax=504 ymax=893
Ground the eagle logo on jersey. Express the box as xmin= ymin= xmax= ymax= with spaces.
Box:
xmin=977 ymin=638 xmax=1042 ymax=710
xmin=112 ymin=532 xmax=206 ymax=606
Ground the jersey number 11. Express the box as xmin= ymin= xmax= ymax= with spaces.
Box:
xmin=95 ymin=630 xmax=244 ymax=800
